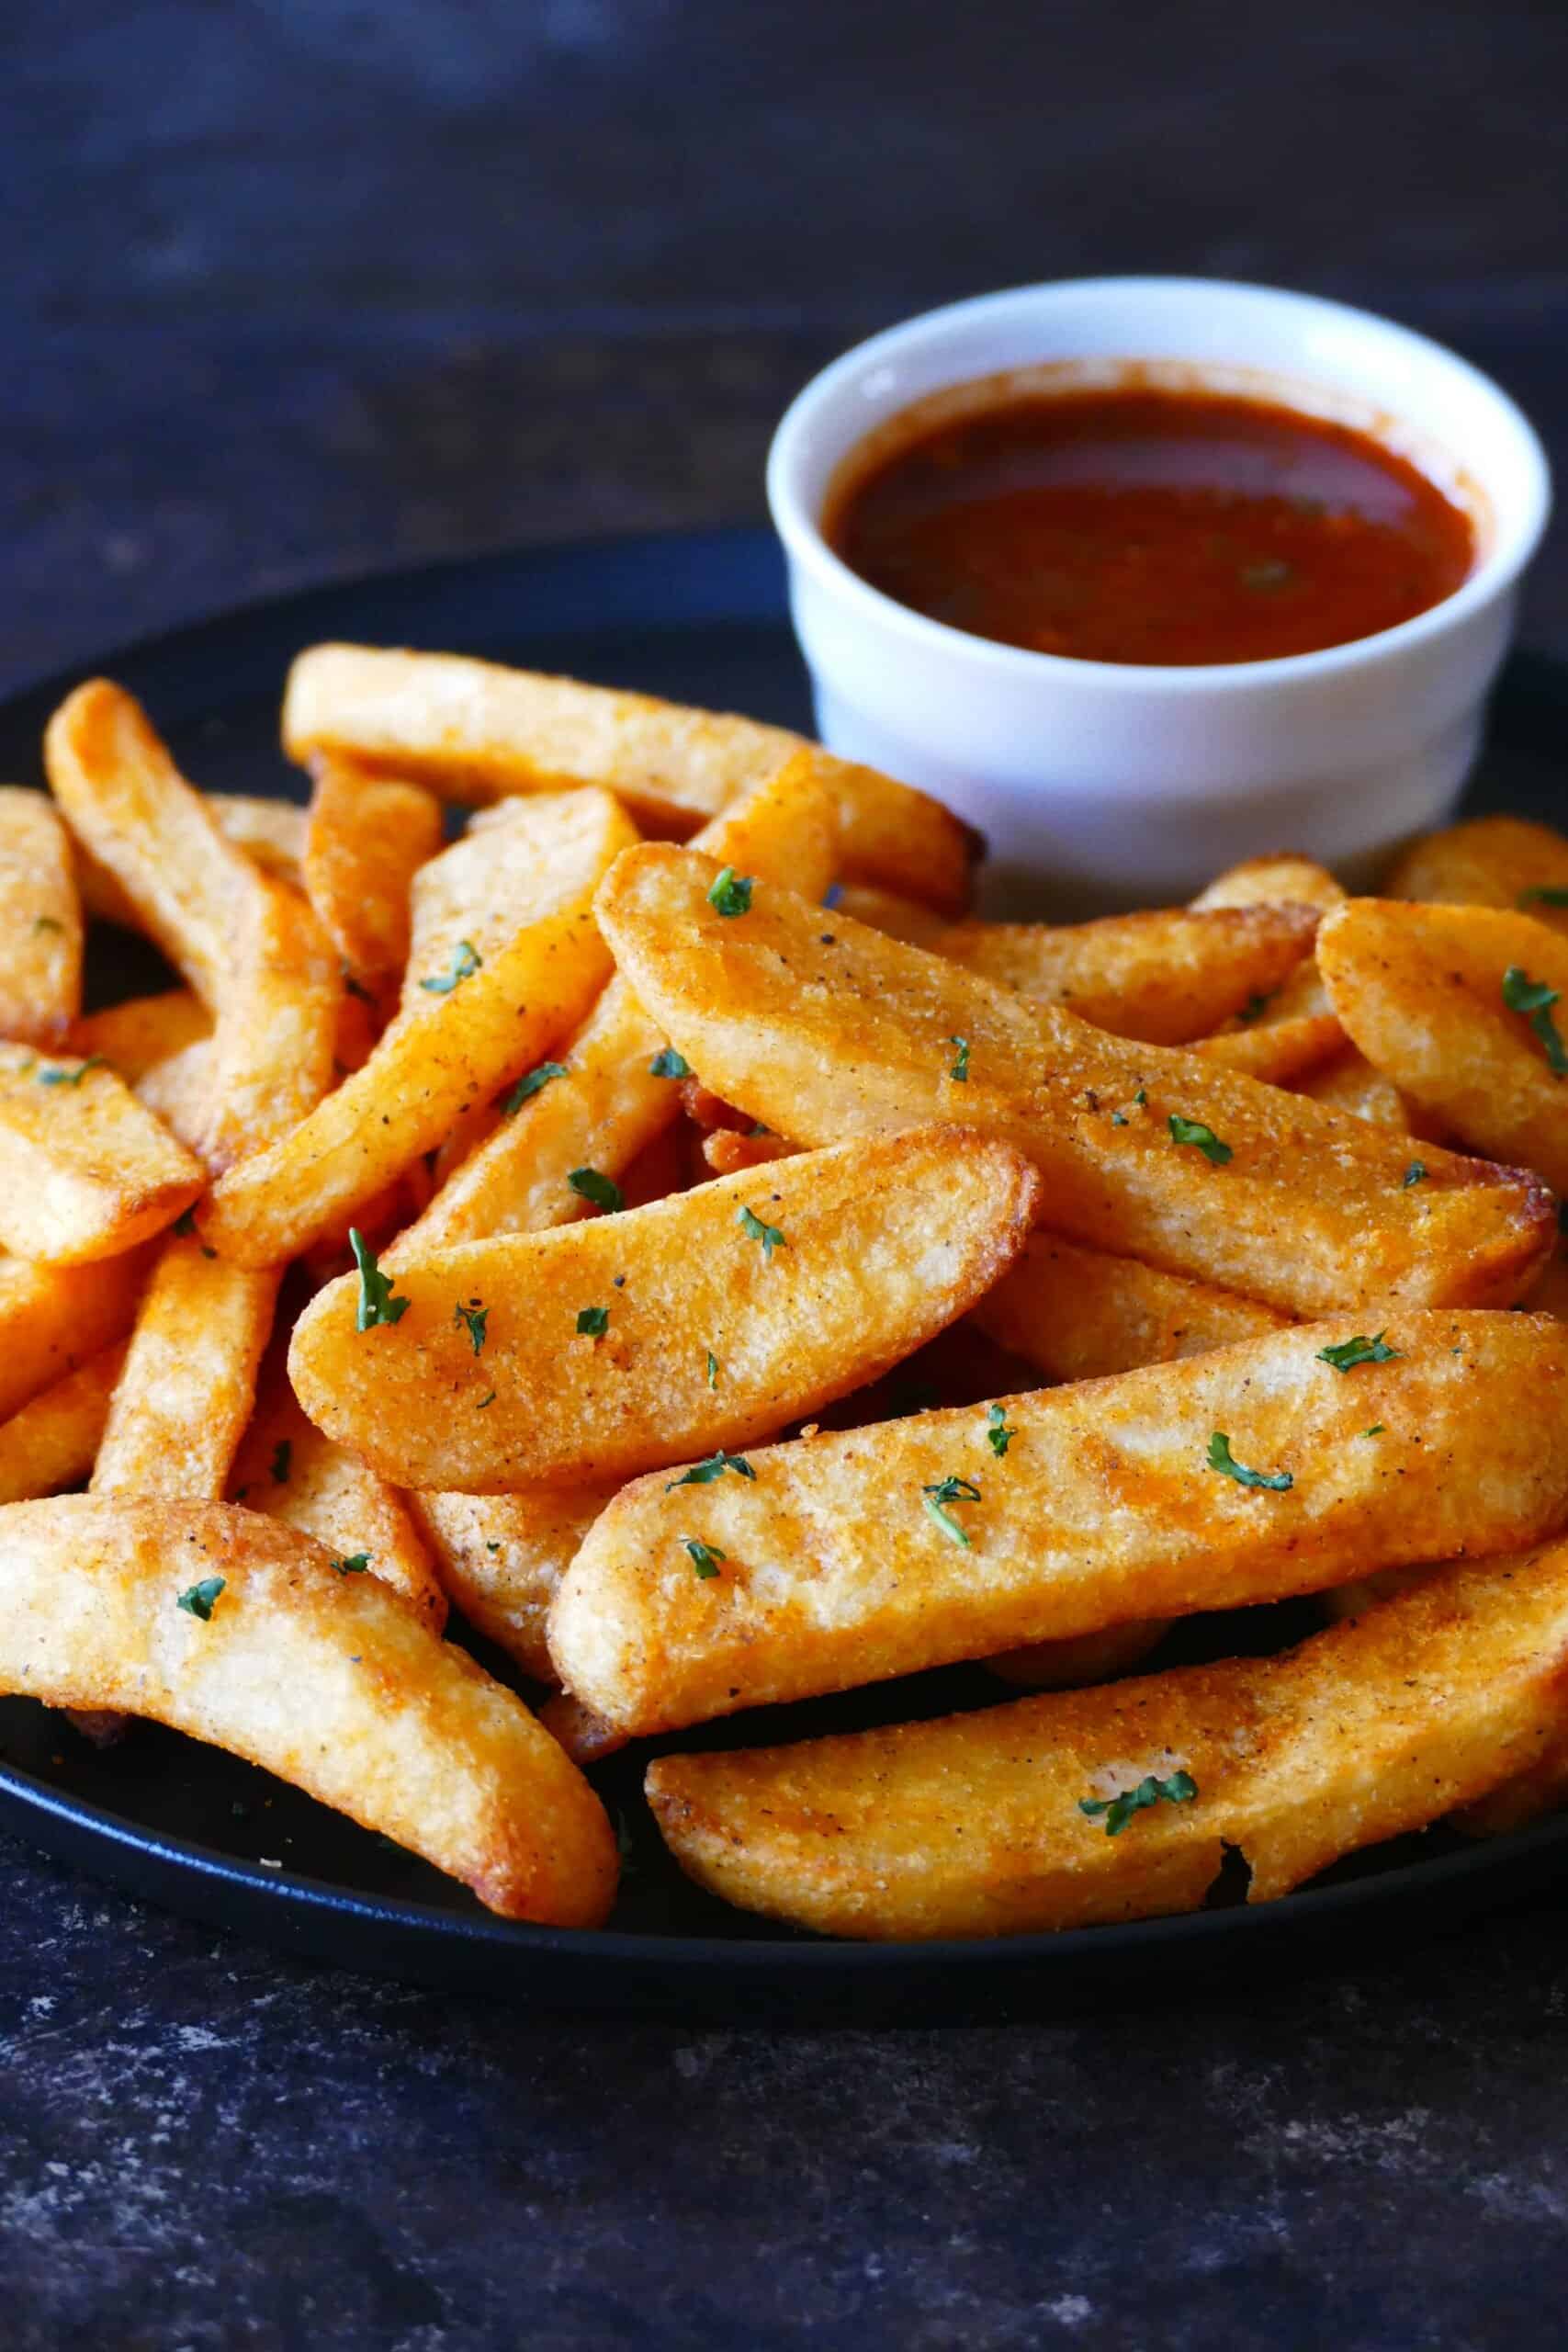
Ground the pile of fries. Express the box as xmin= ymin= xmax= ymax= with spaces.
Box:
xmin=5 ymin=643 xmax=1568 ymax=1943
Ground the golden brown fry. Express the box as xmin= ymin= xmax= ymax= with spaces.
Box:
xmin=1292 ymin=1046 xmax=1409 ymax=1130
xmin=303 ymin=756 xmax=445 ymax=986
xmin=73 ymin=989 xmax=211 ymax=1081
xmin=701 ymin=1127 xmax=795 ymax=1177
xmin=206 ymin=794 xmax=308 ymax=888
xmin=199 ymin=788 xmax=636 ymax=1266
xmin=410 ymin=1487 xmax=614 ymax=1682
xmin=550 ymin=1310 xmax=1568 ymax=1735
xmin=938 ymin=904 xmax=1318 ymax=1045
xmin=1319 ymin=899 xmax=1568 ymax=1190
xmin=594 ymin=846 xmax=1552 ymax=1317
xmin=392 ymin=752 xmax=837 ymax=1258
xmin=229 ymin=1383 xmax=446 ymax=1633
xmin=131 ymin=1038 xmax=213 ymax=1153
xmin=92 ymin=1237 xmax=278 ymax=1498
xmin=647 ymin=1539 xmax=1568 ymax=1939
xmin=0 ymin=1249 xmax=151 ymax=1420
xmin=0 ymin=1495 xmax=617 ymax=1924
xmin=538 ymin=1690 xmax=630 ymax=1766
xmin=1387 ymin=814 xmax=1568 ymax=935
xmin=828 ymin=884 xmax=952 ymax=949
xmin=45 ymin=684 xmax=341 ymax=1168
xmin=0 ymin=1342 xmax=128 ymax=1507
xmin=0 ymin=1044 xmax=203 ymax=1262
xmin=281 ymin=643 xmax=976 ymax=910
xmin=1190 ymin=852 xmax=1346 ymax=913
xmin=292 ymin=1127 xmax=1040 ymax=1491
xmin=971 ymin=1230 xmax=1289 ymax=1381
xmin=0 ymin=788 xmax=83 ymax=1043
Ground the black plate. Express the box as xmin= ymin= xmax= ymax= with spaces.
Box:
xmin=2 ymin=525 xmax=1567 ymax=2021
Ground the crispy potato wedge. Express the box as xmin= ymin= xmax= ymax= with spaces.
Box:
xmin=281 ymin=643 xmax=975 ymax=911
xmin=1192 ymin=1012 xmax=1346 ymax=1082
xmin=550 ymin=1310 xmax=1568 ymax=1734
xmin=92 ymin=1238 xmax=278 ymax=1498
xmin=206 ymin=794 xmax=308 ymax=888
xmin=937 ymin=904 xmax=1318 ymax=1045
xmin=0 ymin=1044 xmax=203 ymax=1262
xmin=0 ymin=788 xmax=83 ymax=1043
xmin=0 ymin=1248 xmax=151 ymax=1419
xmin=647 ymin=1539 xmax=1568 ymax=1939
xmin=410 ymin=1487 xmax=614 ymax=1683
xmin=1292 ymin=1046 xmax=1409 ymax=1130
xmin=1191 ymin=853 xmax=1345 ymax=914
xmin=538 ymin=1690 xmax=629 ymax=1766
xmin=73 ymin=989 xmax=211 ymax=1080
xmin=701 ymin=1127 xmax=795 ymax=1177
xmin=0 ymin=1342 xmax=128 ymax=1507
xmin=971 ymin=1231 xmax=1289 ymax=1381
xmin=200 ymin=788 xmax=636 ymax=1265
xmin=303 ymin=756 xmax=446 ymax=987
xmin=828 ymin=884 xmax=951 ymax=950
xmin=130 ymin=1037 xmax=213 ymax=1153
xmin=1319 ymin=899 xmax=1568 ymax=1190
xmin=0 ymin=1495 xmax=616 ymax=1924
xmin=594 ymin=846 xmax=1552 ymax=1317
xmin=393 ymin=753 xmax=837 ymax=1257
xmin=45 ymin=684 xmax=341 ymax=1168
xmin=229 ymin=1383 xmax=446 ymax=1633
xmin=1387 ymin=814 xmax=1568 ymax=935
xmin=293 ymin=1127 xmax=1040 ymax=1490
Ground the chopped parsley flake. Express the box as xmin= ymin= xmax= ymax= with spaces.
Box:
xmin=569 ymin=1166 xmax=624 ymax=1216
xmin=705 ymin=1350 xmax=719 ymax=1389
xmin=707 ymin=866 xmax=753 ymax=918
xmin=37 ymin=1056 xmax=105 ymax=1087
xmin=682 ymin=1537 xmax=726 ymax=1579
xmin=349 ymin=1228 xmax=411 ymax=1329
xmin=502 ymin=1061 xmax=567 ymax=1114
xmin=1502 ymin=966 xmax=1568 ymax=1076
xmin=1168 ymin=1114 xmax=1232 ymax=1164
xmin=177 ymin=1576 xmax=225 ymax=1622
xmin=649 ymin=1047 xmax=691 ymax=1080
xmin=453 ymin=1298 xmax=489 ymax=1355
xmin=665 ymin=1450 xmax=755 ymax=1492
xmin=419 ymin=939 xmax=482 ymax=994
xmin=1402 ymin=1160 xmax=1427 ymax=1188
xmin=948 ymin=1035 xmax=970 ymax=1083
xmin=1316 ymin=1330 xmax=1400 ymax=1373
xmin=331 ymin=1553 xmax=370 ymax=1576
xmin=1519 ymin=888 xmax=1568 ymax=909
xmin=32 ymin=915 xmax=62 ymax=935
xmin=1134 ymin=1087 xmax=1147 ymax=1107
xmin=922 ymin=1474 xmax=981 ymax=1547
xmin=739 ymin=1204 xmax=785 ymax=1260
xmin=1363 ymin=1424 xmax=1385 ymax=1437
xmin=1079 ymin=1770 xmax=1197 ymax=1837
xmin=576 ymin=1306 xmax=609 ymax=1338
xmin=986 ymin=1404 xmax=1015 ymax=1458
xmin=1207 ymin=1430 xmax=1292 ymax=1491
xmin=476 ymin=1390 xmax=497 ymax=1409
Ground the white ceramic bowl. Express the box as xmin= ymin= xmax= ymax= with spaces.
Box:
xmin=767 ymin=277 xmax=1551 ymax=914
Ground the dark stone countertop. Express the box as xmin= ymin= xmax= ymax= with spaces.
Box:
xmin=5 ymin=5 xmax=1568 ymax=2344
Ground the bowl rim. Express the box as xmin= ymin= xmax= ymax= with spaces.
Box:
xmin=766 ymin=274 xmax=1553 ymax=695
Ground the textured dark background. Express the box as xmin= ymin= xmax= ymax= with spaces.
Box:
xmin=6 ymin=4 xmax=1568 ymax=2345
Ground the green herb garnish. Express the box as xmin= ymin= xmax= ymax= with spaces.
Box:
xmin=705 ymin=1351 xmax=719 ymax=1389
xmin=418 ymin=939 xmax=482 ymax=995
xmin=32 ymin=915 xmax=63 ymax=935
xmin=1519 ymin=888 xmax=1568 ymax=909
xmin=739 ymin=1204 xmax=785 ymax=1260
xmin=649 ymin=1047 xmax=690 ymax=1080
xmin=569 ymin=1166 xmax=624 ymax=1216
xmin=1363 ymin=1424 xmax=1385 ymax=1437
xmin=349 ymin=1228 xmax=411 ymax=1330
xmin=1078 ymin=1770 xmax=1197 ymax=1837
xmin=454 ymin=1298 xmax=489 ymax=1355
xmin=1316 ymin=1330 xmax=1400 ymax=1373
xmin=577 ymin=1306 xmax=609 ymax=1338
xmin=1502 ymin=967 xmax=1568 ymax=1076
xmin=948 ymin=1035 xmax=970 ymax=1083
xmin=502 ymin=1061 xmax=567 ymax=1114
xmin=331 ymin=1553 xmax=370 ymax=1576
xmin=37 ymin=1056 xmax=105 ymax=1088
xmin=1168 ymin=1114 xmax=1232 ymax=1164
xmin=665 ymin=1451 xmax=755 ymax=1492
xmin=922 ymin=1474 xmax=981 ymax=1547
xmin=707 ymin=866 xmax=753 ymax=918
xmin=177 ymin=1576 xmax=225 ymax=1622
xmin=682 ymin=1537 xmax=726 ymax=1580
xmin=1402 ymin=1160 xmax=1426 ymax=1188
xmin=1207 ymin=1430 xmax=1292 ymax=1491
xmin=986 ymin=1405 xmax=1014 ymax=1458
xmin=476 ymin=1390 xmax=497 ymax=1409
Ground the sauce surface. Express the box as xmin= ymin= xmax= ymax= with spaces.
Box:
xmin=826 ymin=384 xmax=1475 ymax=666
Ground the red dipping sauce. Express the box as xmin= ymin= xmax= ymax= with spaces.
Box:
xmin=825 ymin=383 xmax=1475 ymax=667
